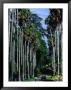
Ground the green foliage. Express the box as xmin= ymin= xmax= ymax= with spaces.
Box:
xmin=36 ymin=39 xmax=48 ymax=68
xmin=46 ymin=75 xmax=52 ymax=81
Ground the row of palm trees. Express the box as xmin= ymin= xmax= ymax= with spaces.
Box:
xmin=45 ymin=9 xmax=62 ymax=77
xmin=8 ymin=9 xmax=41 ymax=81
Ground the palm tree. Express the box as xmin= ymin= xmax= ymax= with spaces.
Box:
xmin=45 ymin=15 xmax=56 ymax=75
xmin=9 ymin=9 xmax=17 ymax=81
xmin=45 ymin=9 xmax=62 ymax=77
xmin=18 ymin=9 xmax=32 ymax=80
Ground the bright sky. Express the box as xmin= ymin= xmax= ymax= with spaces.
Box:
xmin=30 ymin=8 xmax=49 ymax=29
xmin=30 ymin=8 xmax=49 ymax=47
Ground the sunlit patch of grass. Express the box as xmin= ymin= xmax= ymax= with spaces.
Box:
xmin=51 ymin=75 xmax=63 ymax=81
xmin=46 ymin=75 xmax=62 ymax=81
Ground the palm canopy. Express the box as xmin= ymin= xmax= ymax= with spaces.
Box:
xmin=45 ymin=9 xmax=62 ymax=30
xmin=18 ymin=9 xmax=45 ymax=50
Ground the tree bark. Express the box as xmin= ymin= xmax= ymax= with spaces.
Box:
xmin=23 ymin=42 xmax=24 ymax=80
xmin=16 ymin=9 xmax=19 ymax=80
xmin=57 ymin=25 xmax=60 ymax=77
xmin=50 ymin=29 xmax=55 ymax=75
xmin=61 ymin=23 xmax=63 ymax=75
xmin=53 ymin=46 xmax=56 ymax=75
xmin=19 ymin=30 xmax=21 ymax=81
xmin=8 ymin=9 xmax=12 ymax=80
xmin=27 ymin=41 xmax=30 ymax=79
xmin=30 ymin=44 xmax=32 ymax=78
xmin=24 ymin=40 xmax=27 ymax=79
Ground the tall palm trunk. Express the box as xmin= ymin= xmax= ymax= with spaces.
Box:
xmin=11 ymin=11 xmax=13 ymax=80
xmin=12 ymin=34 xmax=15 ymax=81
xmin=31 ymin=46 xmax=34 ymax=77
xmin=53 ymin=30 xmax=57 ymax=75
xmin=26 ymin=41 xmax=28 ymax=78
xmin=20 ymin=29 xmax=23 ymax=80
xmin=22 ymin=43 xmax=24 ymax=80
xmin=53 ymin=46 xmax=56 ymax=75
xmin=34 ymin=51 xmax=36 ymax=69
xmin=16 ymin=9 xmax=19 ymax=80
xmin=32 ymin=50 xmax=36 ymax=77
xmin=32 ymin=47 xmax=34 ymax=77
xmin=8 ymin=11 xmax=13 ymax=80
xmin=27 ymin=41 xmax=29 ymax=79
xmin=19 ymin=30 xmax=21 ymax=81
xmin=17 ymin=29 xmax=19 ymax=80
xmin=24 ymin=40 xmax=27 ymax=79
xmin=22 ymin=37 xmax=25 ymax=81
xmin=50 ymin=29 xmax=56 ymax=75
xmin=57 ymin=25 xmax=60 ymax=77
xmin=28 ymin=42 xmax=30 ymax=78
xmin=29 ymin=44 xmax=32 ymax=78
xmin=11 ymin=11 xmax=15 ymax=80
xmin=10 ymin=23 xmax=13 ymax=80
xmin=20 ymin=31 xmax=23 ymax=66
xmin=29 ymin=42 xmax=31 ymax=78
xmin=59 ymin=23 xmax=62 ymax=76
xmin=61 ymin=23 xmax=63 ymax=75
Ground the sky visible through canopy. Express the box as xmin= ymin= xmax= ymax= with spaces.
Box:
xmin=30 ymin=8 xmax=50 ymax=47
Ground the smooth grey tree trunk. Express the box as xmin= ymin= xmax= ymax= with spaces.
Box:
xmin=57 ymin=25 xmax=60 ymax=77
xmin=20 ymin=28 xmax=23 ymax=80
xmin=11 ymin=10 xmax=14 ymax=80
xmin=16 ymin=9 xmax=19 ymax=80
xmin=24 ymin=40 xmax=26 ymax=79
xmin=31 ymin=47 xmax=33 ymax=77
xmin=55 ymin=30 xmax=57 ymax=75
xmin=53 ymin=46 xmax=56 ymax=75
xmin=22 ymin=33 xmax=24 ymax=81
xmin=34 ymin=51 xmax=36 ymax=68
xmin=27 ymin=41 xmax=30 ymax=79
xmin=10 ymin=24 xmax=13 ymax=80
xmin=32 ymin=50 xmax=35 ymax=77
xmin=17 ymin=29 xmax=19 ymax=75
xmin=8 ymin=10 xmax=13 ymax=80
xmin=19 ymin=30 xmax=21 ymax=81
xmin=50 ymin=29 xmax=55 ymax=75
xmin=32 ymin=48 xmax=34 ymax=77
xmin=23 ymin=43 xmax=24 ymax=80
xmin=61 ymin=23 xmax=63 ymax=75
xmin=26 ymin=41 xmax=28 ymax=78
xmin=30 ymin=44 xmax=32 ymax=77
xmin=29 ymin=42 xmax=31 ymax=78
